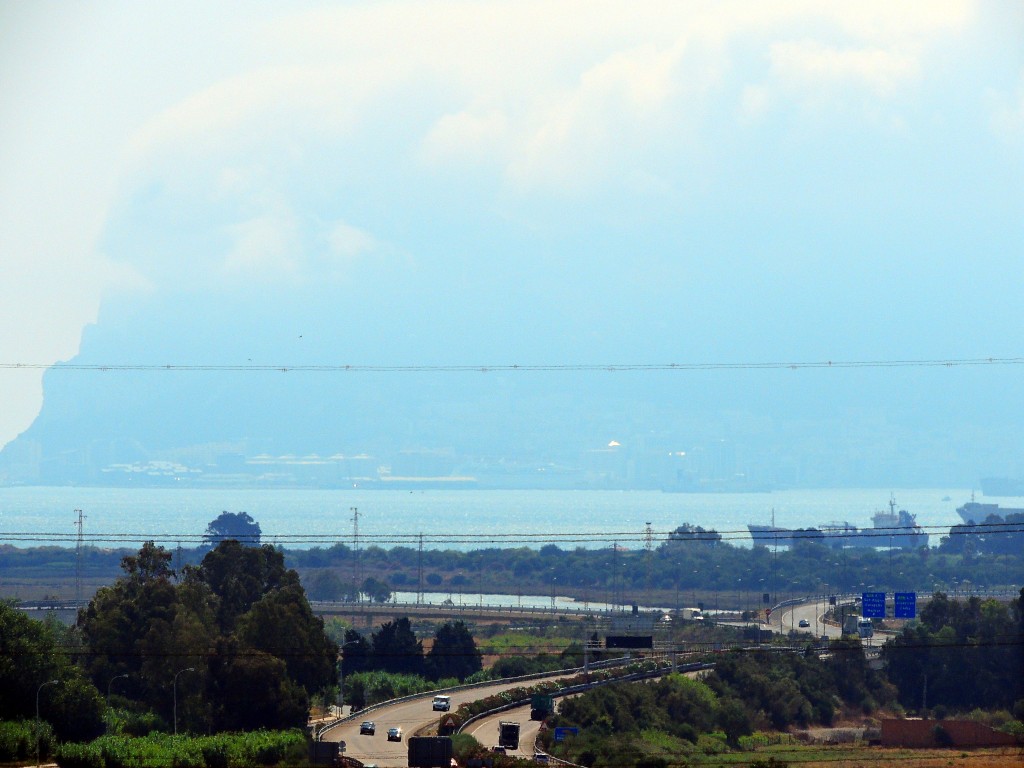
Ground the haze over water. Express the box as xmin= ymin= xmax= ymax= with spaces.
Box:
xmin=0 ymin=486 xmax=974 ymax=551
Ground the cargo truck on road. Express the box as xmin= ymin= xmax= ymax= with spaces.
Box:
xmin=498 ymin=721 xmax=521 ymax=751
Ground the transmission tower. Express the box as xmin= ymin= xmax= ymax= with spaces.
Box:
xmin=74 ymin=509 xmax=86 ymax=605
xmin=644 ymin=521 xmax=654 ymax=600
xmin=612 ymin=541 xmax=619 ymax=611
xmin=417 ymin=533 xmax=424 ymax=605
xmin=351 ymin=507 xmax=360 ymax=602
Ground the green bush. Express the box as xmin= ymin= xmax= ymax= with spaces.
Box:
xmin=98 ymin=735 xmax=145 ymax=768
xmin=200 ymin=734 xmax=231 ymax=768
xmin=54 ymin=741 xmax=104 ymax=768
xmin=121 ymin=710 xmax=166 ymax=737
xmin=0 ymin=720 xmax=43 ymax=761
xmin=53 ymin=730 xmax=308 ymax=768
xmin=227 ymin=729 xmax=307 ymax=767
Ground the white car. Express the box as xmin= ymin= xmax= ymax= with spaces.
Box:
xmin=432 ymin=695 xmax=451 ymax=711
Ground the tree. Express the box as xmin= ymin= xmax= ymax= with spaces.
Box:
xmin=656 ymin=674 xmax=718 ymax=734
xmin=78 ymin=542 xmax=190 ymax=717
xmin=667 ymin=523 xmax=721 ymax=547
xmin=883 ymin=591 xmax=1021 ymax=712
xmin=234 ymin=584 xmax=338 ymax=695
xmin=370 ymin=618 xmax=424 ymax=677
xmin=426 ymin=621 xmax=481 ymax=681
xmin=189 ymin=540 xmax=299 ymax=632
xmin=361 ymin=577 xmax=393 ymax=604
xmin=305 ymin=570 xmax=351 ymax=601
xmin=202 ymin=511 xmax=262 ymax=549
xmin=0 ymin=601 xmax=104 ymax=741
xmin=340 ymin=629 xmax=372 ymax=680
xmin=206 ymin=637 xmax=308 ymax=731
xmin=78 ymin=540 xmax=335 ymax=733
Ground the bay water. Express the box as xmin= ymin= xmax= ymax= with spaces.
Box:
xmin=0 ymin=486 xmax=971 ymax=551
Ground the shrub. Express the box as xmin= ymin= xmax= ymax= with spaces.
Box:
xmin=0 ymin=720 xmax=45 ymax=762
xmin=121 ymin=711 xmax=165 ymax=737
xmin=200 ymin=734 xmax=231 ymax=768
xmin=54 ymin=741 xmax=104 ymax=768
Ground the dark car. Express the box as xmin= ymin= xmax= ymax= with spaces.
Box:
xmin=387 ymin=727 xmax=402 ymax=742
xmin=359 ymin=721 xmax=375 ymax=735
xmin=798 ymin=619 xmax=810 ymax=628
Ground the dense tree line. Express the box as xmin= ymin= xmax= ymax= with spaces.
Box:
xmin=339 ymin=618 xmax=481 ymax=708
xmin=939 ymin=512 xmax=1024 ymax=557
xmin=0 ymin=601 xmax=104 ymax=742
xmin=883 ymin=588 xmax=1024 ymax=714
xmin=4 ymin=513 xmax=1022 ymax=611
xmin=78 ymin=540 xmax=337 ymax=733
xmin=543 ymin=647 xmax=897 ymax=767
xmin=286 ymin=521 xmax=1023 ymax=605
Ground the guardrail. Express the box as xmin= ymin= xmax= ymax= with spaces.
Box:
xmin=314 ymin=657 xmax=633 ymax=741
xmin=309 ymin=599 xmax=647 ymax=618
xmin=455 ymin=660 xmax=714 ymax=735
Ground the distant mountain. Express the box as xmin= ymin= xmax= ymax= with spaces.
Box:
xmin=2 ymin=285 xmax=1021 ymax=489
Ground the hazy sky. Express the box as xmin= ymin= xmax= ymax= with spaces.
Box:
xmin=1 ymin=0 xmax=1022 ymax=452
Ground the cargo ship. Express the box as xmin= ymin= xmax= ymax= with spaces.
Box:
xmin=747 ymin=497 xmax=928 ymax=550
xmin=747 ymin=509 xmax=791 ymax=546
xmin=868 ymin=498 xmax=929 ymax=549
xmin=957 ymin=498 xmax=1024 ymax=525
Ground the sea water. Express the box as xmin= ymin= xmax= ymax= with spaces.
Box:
xmin=0 ymin=486 xmax=971 ymax=551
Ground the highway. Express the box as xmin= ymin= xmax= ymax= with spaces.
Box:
xmin=463 ymin=707 xmax=541 ymax=759
xmin=465 ymin=666 xmax=706 ymax=760
xmin=320 ymin=672 xmax=580 ymax=767
xmin=773 ymin=598 xmax=839 ymax=638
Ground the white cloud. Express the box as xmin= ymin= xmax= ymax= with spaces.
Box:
xmin=421 ymin=109 xmax=510 ymax=170
xmin=768 ymin=41 xmax=920 ymax=97
xmin=222 ymin=212 xmax=301 ymax=283
xmin=988 ymin=70 xmax=1024 ymax=145
xmin=739 ymin=84 xmax=771 ymax=121
xmin=328 ymin=221 xmax=379 ymax=262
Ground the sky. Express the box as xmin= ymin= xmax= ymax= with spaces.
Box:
xmin=1 ymin=0 xmax=1022 ymax=459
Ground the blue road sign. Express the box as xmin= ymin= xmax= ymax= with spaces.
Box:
xmin=861 ymin=592 xmax=886 ymax=618
xmin=554 ymin=728 xmax=579 ymax=742
xmin=894 ymin=592 xmax=916 ymax=619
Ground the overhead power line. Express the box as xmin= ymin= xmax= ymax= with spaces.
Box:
xmin=5 ymin=635 xmax=1024 ymax=659
xmin=0 ymin=520 xmax=1021 ymax=547
xmin=1 ymin=356 xmax=1022 ymax=373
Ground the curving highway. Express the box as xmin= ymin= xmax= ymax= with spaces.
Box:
xmin=320 ymin=673 xmax=580 ymax=767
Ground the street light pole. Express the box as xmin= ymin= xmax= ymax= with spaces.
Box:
xmin=36 ymin=679 xmax=59 ymax=768
xmin=173 ymin=668 xmax=196 ymax=736
xmin=107 ymin=673 xmax=129 ymax=706
xmin=105 ymin=674 xmax=129 ymax=733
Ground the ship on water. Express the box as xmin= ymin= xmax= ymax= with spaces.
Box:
xmin=956 ymin=497 xmax=1024 ymax=525
xmin=747 ymin=509 xmax=792 ymax=547
xmin=747 ymin=497 xmax=928 ymax=550
xmin=868 ymin=497 xmax=929 ymax=549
